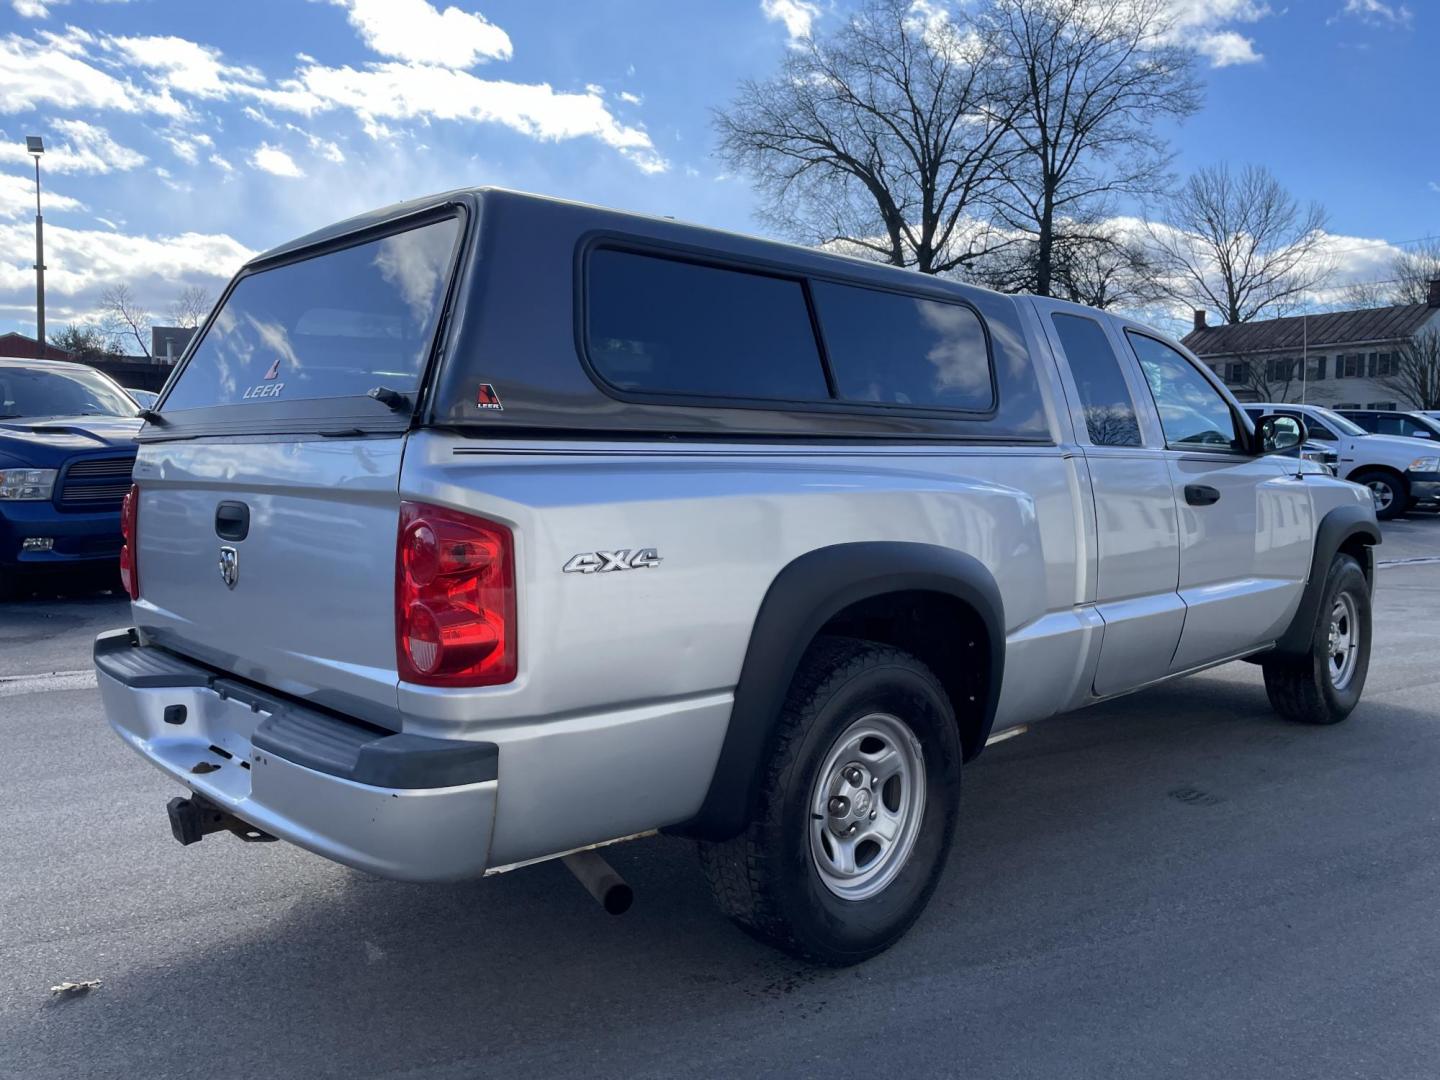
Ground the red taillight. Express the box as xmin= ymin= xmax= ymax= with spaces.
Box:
xmin=119 ymin=483 xmax=139 ymax=600
xmin=396 ymin=501 xmax=516 ymax=686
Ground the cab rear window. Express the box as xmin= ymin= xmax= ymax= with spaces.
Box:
xmin=164 ymin=216 xmax=461 ymax=411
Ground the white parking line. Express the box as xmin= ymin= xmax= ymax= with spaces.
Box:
xmin=1378 ymin=557 xmax=1440 ymax=568
xmin=0 ymin=669 xmax=98 ymax=698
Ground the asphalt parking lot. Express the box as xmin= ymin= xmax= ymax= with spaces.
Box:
xmin=3 ymin=515 xmax=1439 ymax=1079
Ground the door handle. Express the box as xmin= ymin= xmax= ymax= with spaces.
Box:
xmin=1184 ymin=484 xmax=1221 ymax=507
xmin=215 ymin=501 xmax=250 ymax=541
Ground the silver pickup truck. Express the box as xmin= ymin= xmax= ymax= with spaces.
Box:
xmin=94 ymin=189 xmax=1380 ymax=964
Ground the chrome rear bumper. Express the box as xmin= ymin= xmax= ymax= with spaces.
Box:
xmin=95 ymin=629 xmax=497 ymax=882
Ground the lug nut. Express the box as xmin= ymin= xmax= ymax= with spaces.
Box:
xmin=843 ymin=765 xmax=864 ymax=786
xmin=828 ymin=795 xmax=850 ymax=817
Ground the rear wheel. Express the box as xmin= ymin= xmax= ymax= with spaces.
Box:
xmin=698 ymin=637 xmax=961 ymax=965
xmin=1262 ymin=554 xmax=1371 ymax=724
xmin=1351 ymin=469 xmax=1408 ymax=520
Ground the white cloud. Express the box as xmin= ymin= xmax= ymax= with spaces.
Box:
xmin=291 ymin=62 xmax=668 ymax=172
xmin=162 ymin=129 xmax=214 ymax=165
xmin=1193 ymin=29 xmax=1262 ymax=66
xmin=1164 ymin=0 xmax=1272 ymax=66
xmin=617 ymin=90 xmax=642 ymax=106
xmin=287 ymin=124 xmax=346 ymax=163
xmin=11 ymin=0 xmax=134 ymax=16
xmin=0 ymin=219 xmax=253 ymax=330
xmin=249 ymin=143 xmax=304 ymax=178
xmin=761 ymin=0 xmax=820 ymax=45
xmin=327 ymin=0 xmax=513 ymax=69
xmin=0 ymin=170 xmax=83 ymax=217
xmin=0 ymin=118 xmax=144 ymax=173
xmin=1336 ymin=0 xmax=1413 ymax=27
xmin=0 ymin=16 xmax=667 ymax=212
xmin=0 ymin=29 xmax=184 ymax=115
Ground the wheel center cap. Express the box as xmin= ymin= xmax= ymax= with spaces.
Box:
xmin=853 ymin=788 xmax=872 ymax=816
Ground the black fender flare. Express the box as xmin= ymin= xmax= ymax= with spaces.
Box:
xmin=1272 ymin=504 xmax=1380 ymax=658
xmin=678 ymin=542 xmax=1005 ymax=842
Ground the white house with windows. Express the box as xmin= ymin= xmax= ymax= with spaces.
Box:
xmin=1181 ymin=280 xmax=1440 ymax=410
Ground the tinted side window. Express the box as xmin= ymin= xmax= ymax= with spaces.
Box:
xmin=810 ymin=282 xmax=993 ymax=411
xmin=1347 ymin=411 xmax=1382 ymax=434
xmin=166 ymin=216 xmax=460 ymax=411
xmin=1050 ymin=314 xmax=1141 ymax=447
xmin=585 ymin=249 xmax=828 ymax=402
xmin=1127 ymin=332 xmax=1243 ymax=451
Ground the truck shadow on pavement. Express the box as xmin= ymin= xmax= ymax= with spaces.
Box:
xmin=12 ymin=669 xmax=1440 ymax=1079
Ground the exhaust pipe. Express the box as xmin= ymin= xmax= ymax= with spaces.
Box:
xmin=562 ymin=849 xmax=633 ymax=915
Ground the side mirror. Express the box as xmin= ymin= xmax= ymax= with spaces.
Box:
xmin=1255 ymin=413 xmax=1306 ymax=455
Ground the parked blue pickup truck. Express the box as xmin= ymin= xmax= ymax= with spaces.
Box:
xmin=0 ymin=357 xmax=141 ymax=598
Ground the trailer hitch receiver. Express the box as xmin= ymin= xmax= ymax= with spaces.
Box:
xmin=167 ymin=794 xmax=276 ymax=846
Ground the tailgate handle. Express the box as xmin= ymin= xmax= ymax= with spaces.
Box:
xmin=215 ymin=501 xmax=250 ymax=542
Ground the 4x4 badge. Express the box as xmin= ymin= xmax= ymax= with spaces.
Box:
xmin=219 ymin=546 xmax=239 ymax=589
xmin=563 ymin=548 xmax=662 ymax=574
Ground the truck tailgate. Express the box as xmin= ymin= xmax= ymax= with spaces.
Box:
xmin=132 ymin=436 xmax=405 ymax=728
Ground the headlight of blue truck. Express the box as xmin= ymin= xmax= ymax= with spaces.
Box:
xmin=1408 ymin=457 xmax=1440 ymax=473
xmin=0 ymin=468 xmax=58 ymax=500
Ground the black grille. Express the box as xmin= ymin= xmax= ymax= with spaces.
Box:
xmin=65 ymin=457 xmax=135 ymax=479
xmin=60 ymin=456 xmax=135 ymax=508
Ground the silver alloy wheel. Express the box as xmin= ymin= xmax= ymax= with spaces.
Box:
xmin=1327 ymin=590 xmax=1360 ymax=691
xmin=1366 ymin=479 xmax=1395 ymax=513
xmin=808 ymin=712 xmax=926 ymax=902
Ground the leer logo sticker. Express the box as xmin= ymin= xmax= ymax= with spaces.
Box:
xmin=476 ymin=383 xmax=504 ymax=410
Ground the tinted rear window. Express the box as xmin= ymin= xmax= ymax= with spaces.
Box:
xmin=1051 ymin=314 xmax=1140 ymax=447
xmin=585 ymin=248 xmax=828 ymax=401
xmin=164 ymin=216 xmax=460 ymax=411
xmin=810 ymin=282 xmax=993 ymax=411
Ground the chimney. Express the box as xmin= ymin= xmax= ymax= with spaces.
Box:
xmin=1428 ymin=278 xmax=1440 ymax=308
xmin=1193 ymin=310 xmax=1208 ymax=332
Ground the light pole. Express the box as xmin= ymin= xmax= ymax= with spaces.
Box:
xmin=26 ymin=135 xmax=45 ymax=353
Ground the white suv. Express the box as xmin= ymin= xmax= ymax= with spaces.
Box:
xmin=1248 ymin=403 xmax=1440 ymax=519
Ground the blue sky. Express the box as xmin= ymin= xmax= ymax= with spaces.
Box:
xmin=0 ymin=0 xmax=1435 ymax=338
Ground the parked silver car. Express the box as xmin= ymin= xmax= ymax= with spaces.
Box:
xmin=94 ymin=189 xmax=1380 ymax=964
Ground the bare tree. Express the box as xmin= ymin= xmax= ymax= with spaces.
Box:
xmin=1337 ymin=278 xmax=1394 ymax=310
xmin=168 ymin=285 xmax=214 ymax=329
xmin=1241 ymin=355 xmax=1302 ymax=404
xmin=715 ymin=0 xmax=1023 ymax=274
xmin=1149 ymin=163 xmax=1333 ymax=324
xmin=99 ymin=284 xmax=152 ymax=358
xmin=1335 ymin=239 xmax=1440 ymax=309
xmin=983 ymin=0 xmax=1201 ymax=297
xmin=1380 ymin=329 xmax=1440 ymax=410
xmin=1391 ymin=239 xmax=1440 ymax=306
xmin=973 ymin=219 xmax=1161 ymax=309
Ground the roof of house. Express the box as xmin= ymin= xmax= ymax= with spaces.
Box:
xmin=0 ymin=332 xmax=75 ymax=362
xmin=1182 ymin=303 xmax=1437 ymax=357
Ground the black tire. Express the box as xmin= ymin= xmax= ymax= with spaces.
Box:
xmin=0 ymin=569 xmax=17 ymax=602
xmin=1350 ymin=469 xmax=1408 ymax=520
xmin=697 ymin=637 xmax=962 ymax=965
xmin=1262 ymin=554 xmax=1371 ymax=724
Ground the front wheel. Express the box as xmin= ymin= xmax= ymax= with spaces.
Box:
xmin=1351 ymin=469 xmax=1408 ymax=520
xmin=698 ymin=637 xmax=961 ymax=965
xmin=1262 ymin=554 xmax=1372 ymax=724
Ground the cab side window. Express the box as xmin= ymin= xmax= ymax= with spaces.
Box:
xmin=1051 ymin=313 xmax=1141 ymax=447
xmin=1128 ymin=332 xmax=1243 ymax=451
